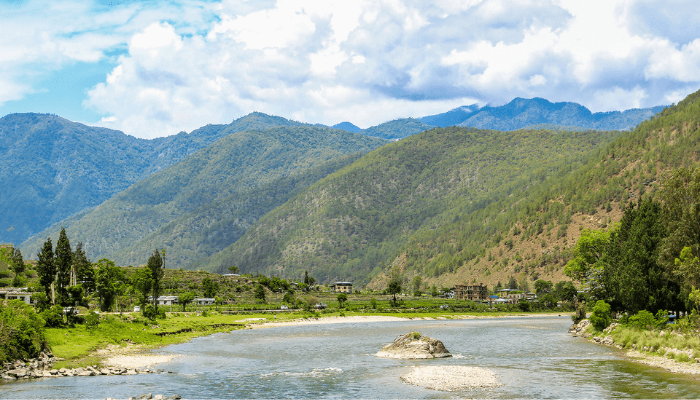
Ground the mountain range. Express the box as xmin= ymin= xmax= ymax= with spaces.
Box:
xmin=1 ymin=95 xmax=682 ymax=288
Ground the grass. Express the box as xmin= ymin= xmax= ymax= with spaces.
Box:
xmin=608 ymin=324 xmax=700 ymax=360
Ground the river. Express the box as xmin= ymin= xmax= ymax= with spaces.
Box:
xmin=3 ymin=316 xmax=700 ymax=399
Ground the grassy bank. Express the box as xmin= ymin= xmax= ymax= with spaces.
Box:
xmin=605 ymin=324 xmax=700 ymax=362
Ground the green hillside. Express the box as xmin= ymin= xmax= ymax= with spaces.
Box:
xmin=360 ymin=118 xmax=434 ymax=140
xmin=0 ymin=112 xmax=309 ymax=245
xmin=199 ymin=125 xmax=625 ymax=284
xmin=20 ymin=126 xmax=386 ymax=268
xmin=200 ymin=89 xmax=700 ymax=289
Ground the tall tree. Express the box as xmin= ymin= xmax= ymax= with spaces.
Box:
xmin=603 ymin=199 xmax=681 ymax=313
xmin=147 ymin=249 xmax=164 ymax=312
xmin=9 ymin=247 xmax=25 ymax=286
xmin=36 ymin=238 xmax=56 ymax=302
xmin=132 ymin=268 xmax=152 ymax=316
xmin=54 ymin=228 xmax=73 ymax=305
xmin=72 ymin=242 xmax=94 ymax=293
xmin=94 ymin=258 xmax=125 ymax=312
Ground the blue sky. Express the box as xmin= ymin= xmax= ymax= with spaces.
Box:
xmin=2 ymin=0 xmax=700 ymax=139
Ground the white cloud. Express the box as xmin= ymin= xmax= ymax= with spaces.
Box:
xmin=4 ymin=0 xmax=700 ymax=137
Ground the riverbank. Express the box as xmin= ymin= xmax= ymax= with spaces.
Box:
xmin=570 ymin=319 xmax=700 ymax=375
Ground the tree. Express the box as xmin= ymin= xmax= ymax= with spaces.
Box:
xmin=283 ymin=290 xmax=295 ymax=305
xmin=589 ymin=300 xmax=611 ymax=331
xmin=534 ymin=280 xmax=553 ymax=296
xmin=9 ymin=247 xmax=25 ymax=287
xmin=602 ymin=199 xmax=681 ymax=313
xmin=94 ymin=259 xmax=125 ymax=312
xmin=564 ymin=228 xmax=610 ymax=288
xmin=554 ymin=281 xmax=577 ymax=303
xmin=254 ymin=284 xmax=266 ymax=303
xmin=412 ymin=276 xmax=422 ymax=292
xmin=54 ymin=228 xmax=73 ymax=305
xmin=202 ymin=277 xmax=219 ymax=298
xmin=337 ymin=293 xmax=348 ymax=308
xmin=147 ymin=250 xmax=164 ymax=313
xmin=36 ymin=238 xmax=56 ymax=302
xmin=304 ymin=271 xmax=316 ymax=287
xmin=228 ymin=265 xmax=239 ymax=274
xmin=132 ymin=268 xmax=152 ymax=316
xmin=387 ymin=279 xmax=402 ymax=305
xmin=659 ymin=168 xmax=700 ymax=275
xmin=72 ymin=243 xmax=94 ymax=293
xmin=178 ymin=291 xmax=195 ymax=311
xmin=507 ymin=276 xmax=518 ymax=290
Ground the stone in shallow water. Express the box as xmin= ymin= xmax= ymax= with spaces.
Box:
xmin=375 ymin=332 xmax=452 ymax=359
xmin=400 ymin=365 xmax=503 ymax=391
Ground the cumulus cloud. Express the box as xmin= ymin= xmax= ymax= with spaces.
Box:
xmin=4 ymin=0 xmax=700 ymax=138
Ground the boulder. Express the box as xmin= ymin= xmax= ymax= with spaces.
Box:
xmin=375 ymin=332 xmax=452 ymax=359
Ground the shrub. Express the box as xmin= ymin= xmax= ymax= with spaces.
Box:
xmin=628 ymin=310 xmax=656 ymax=330
xmin=0 ymin=300 xmax=47 ymax=363
xmin=85 ymin=310 xmax=100 ymax=330
xmin=590 ymin=300 xmax=612 ymax=331
xmin=40 ymin=305 xmax=65 ymax=328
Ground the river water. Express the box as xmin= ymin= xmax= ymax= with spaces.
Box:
xmin=3 ymin=316 xmax=700 ymax=399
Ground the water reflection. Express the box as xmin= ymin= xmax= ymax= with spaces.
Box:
xmin=2 ymin=316 xmax=700 ymax=399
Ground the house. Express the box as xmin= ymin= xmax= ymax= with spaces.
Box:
xmin=194 ymin=297 xmax=215 ymax=305
xmin=149 ymin=295 xmax=179 ymax=306
xmin=0 ymin=288 xmax=33 ymax=305
xmin=331 ymin=282 xmax=353 ymax=293
xmin=497 ymin=289 xmax=526 ymax=304
xmin=454 ymin=283 xmax=489 ymax=301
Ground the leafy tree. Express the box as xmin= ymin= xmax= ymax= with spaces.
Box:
xmin=9 ymin=247 xmax=25 ymax=287
xmin=228 ymin=265 xmax=239 ymax=274
xmin=673 ymin=246 xmax=700 ymax=294
xmin=36 ymin=238 xmax=56 ymax=302
xmin=282 ymin=290 xmax=295 ymax=305
xmin=507 ymin=276 xmax=518 ymax=290
xmin=431 ymin=285 xmax=438 ymax=297
xmin=132 ymin=268 xmax=152 ymax=316
xmin=337 ymin=293 xmax=348 ymax=308
xmin=554 ymin=281 xmax=577 ymax=302
xmin=534 ymin=280 xmax=553 ymax=296
xmin=539 ymin=293 xmax=557 ymax=308
xmin=590 ymin=300 xmax=611 ymax=331
xmin=40 ymin=305 xmax=65 ymax=328
xmin=517 ymin=299 xmax=531 ymax=311
xmin=387 ymin=279 xmax=402 ymax=305
xmin=66 ymin=284 xmax=86 ymax=307
xmin=564 ymin=228 xmax=610 ymax=294
xmin=147 ymin=249 xmax=164 ymax=313
xmin=254 ymin=284 xmax=266 ymax=303
xmin=85 ymin=310 xmax=100 ymax=331
xmin=412 ymin=276 xmax=422 ymax=292
xmin=202 ymin=277 xmax=219 ymax=298
xmin=95 ymin=259 xmax=125 ymax=312
xmin=178 ymin=291 xmax=195 ymax=311
xmin=54 ymin=227 xmax=73 ymax=305
xmin=31 ymin=292 xmax=51 ymax=313
xmin=303 ymin=270 xmax=316 ymax=287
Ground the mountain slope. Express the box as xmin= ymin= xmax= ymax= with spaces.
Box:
xmin=0 ymin=112 xmax=309 ymax=245
xmin=360 ymin=118 xmax=435 ymax=140
xmin=199 ymin=126 xmax=624 ymax=284
xmin=418 ymin=99 xmax=665 ymax=131
xmin=20 ymin=126 xmax=386 ymax=268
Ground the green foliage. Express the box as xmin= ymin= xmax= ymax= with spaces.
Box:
xmin=36 ymin=237 xmax=55 ymax=300
xmin=147 ymin=250 xmax=164 ymax=312
xmin=534 ymin=279 xmax=553 ymax=296
xmin=85 ymin=310 xmax=99 ymax=330
xmin=178 ymin=291 xmax=195 ymax=311
xmin=337 ymin=293 xmax=348 ymax=308
xmin=517 ymin=299 xmax=531 ymax=312
xmin=627 ymin=310 xmax=657 ymax=330
xmin=590 ymin=300 xmax=612 ymax=331
xmin=41 ymin=305 xmax=65 ymax=328
xmin=564 ymin=228 xmax=610 ymax=285
xmin=95 ymin=259 xmax=125 ymax=312
xmin=387 ymin=279 xmax=402 ymax=306
xmin=0 ymin=300 xmax=47 ymax=363
xmin=202 ymin=277 xmax=219 ymax=298
xmin=254 ymin=284 xmax=266 ymax=303
xmin=55 ymin=227 xmax=73 ymax=305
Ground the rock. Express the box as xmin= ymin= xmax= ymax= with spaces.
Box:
xmin=168 ymin=396 xmax=182 ymax=400
xmin=126 ymin=369 xmax=138 ymax=375
xmin=375 ymin=332 xmax=452 ymax=359
xmin=7 ymin=368 xmax=28 ymax=378
xmin=42 ymin=371 xmax=53 ymax=377
xmin=153 ymin=395 xmax=167 ymax=400
xmin=2 ymin=374 xmax=16 ymax=381
xmin=137 ymin=393 xmax=153 ymax=399
xmin=100 ymin=368 xmax=111 ymax=375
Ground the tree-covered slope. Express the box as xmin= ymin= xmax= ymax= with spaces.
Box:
xmin=20 ymin=126 xmax=386 ymax=268
xmin=0 ymin=112 xmax=309 ymax=245
xmin=360 ymin=118 xmax=435 ymax=140
xmin=200 ymin=126 xmax=625 ymax=284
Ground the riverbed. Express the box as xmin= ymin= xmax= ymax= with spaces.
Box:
xmin=3 ymin=316 xmax=700 ymax=398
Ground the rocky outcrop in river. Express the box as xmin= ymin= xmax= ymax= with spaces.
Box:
xmin=375 ymin=332 xmax=451 ymax=359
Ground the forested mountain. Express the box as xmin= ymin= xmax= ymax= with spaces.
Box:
xmin=419 ymin=98 xmax=666 ymax=131
xmin=199 ymin=89 xmax=699 ymax=289
xmin=332 ymin=122 xmax=361 ymax=133
xmin=359 ymin=118 xmax=435 ymax=140
xmin=20 ymin=126 xmax=386 ymax=269
xmin=0 ymin=112 xmax=309 ymax=245
xmin=199 ymin=126 xmax=624 ymax=284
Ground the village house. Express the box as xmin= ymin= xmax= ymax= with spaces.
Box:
xmin=0 ymin=288 xmax=33 ymax=305
xmin=454 ymin=283 xmax=489 ymax=301
xmin=331 ymin=282 xmax=353 ymax=293
xmin=194 ymin=297 xmax=215 ymax=306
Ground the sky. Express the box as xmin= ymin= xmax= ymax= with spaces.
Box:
xmin=1 ymin=0 xmax=700 ymax=139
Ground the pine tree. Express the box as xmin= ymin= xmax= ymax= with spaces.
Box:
xmin=55 ymin=228 xmax=73 ymax=305
xmin=10 ymin=247 xmax=25 ymax=286
xmin=36 ymin=238 xmax=56 ymax=302
xmin=72 ymin=242 xmax=94 ymax=293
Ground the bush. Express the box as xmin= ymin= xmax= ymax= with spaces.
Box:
xmin=85 ymin=310 xmax=100 ymax=330
xmin=517 ymin=299 xmax=531 ymax=312
xmin=40 ymin=305 xmax=65 ymax=328
xmin=628 ymin=310 xmax=656 ymax=330
xmin=0 ymin=300 xmax=47 ymax=363
xmin=143 ymin=305 xmax=165 ymax=320
xmin=590 ymin=300 xmax=612 ymax=331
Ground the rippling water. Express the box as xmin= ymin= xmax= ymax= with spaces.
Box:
xmin=3 ymin=316 xmax=700 ymax=399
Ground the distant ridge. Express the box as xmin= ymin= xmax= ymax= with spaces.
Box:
xmin=332 ymin=122 xmax=361 ymax=133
